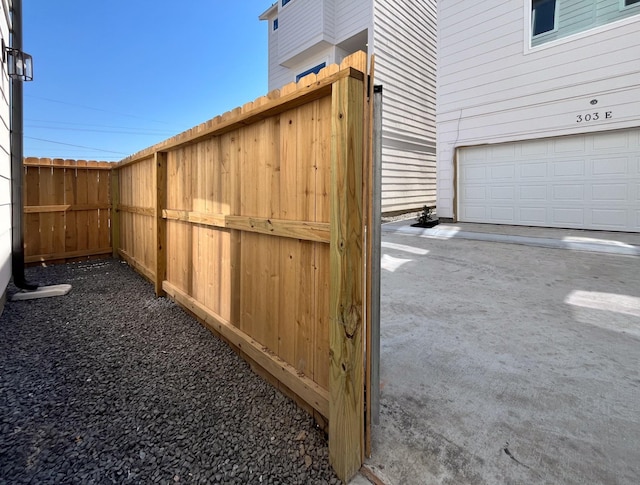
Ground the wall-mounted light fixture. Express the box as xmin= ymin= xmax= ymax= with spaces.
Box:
xmin=3 ymin=40 xmax=33 ymax=81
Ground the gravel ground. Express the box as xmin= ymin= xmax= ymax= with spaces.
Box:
xmin=0 ymin=259 xmax=340 ymax=485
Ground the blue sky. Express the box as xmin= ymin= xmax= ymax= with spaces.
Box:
xmin=23 ymin=1 xmax=272 ymax=161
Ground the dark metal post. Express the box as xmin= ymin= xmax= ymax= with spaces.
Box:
xmin=10 ymin=0 xmax=37 ymax=290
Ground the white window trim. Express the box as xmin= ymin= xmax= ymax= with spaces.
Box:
xmin=524 ymin=0 xmax=640 ymax=54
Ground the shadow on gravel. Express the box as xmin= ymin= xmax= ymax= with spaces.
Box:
xmin=0 ymin=259 xmax=340 ymax=485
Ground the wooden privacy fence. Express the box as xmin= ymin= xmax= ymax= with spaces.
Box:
xmin=22 ymin=157 xmax=112 ymax=264
xmin=112 ymin=52 xmax=371 ymax=481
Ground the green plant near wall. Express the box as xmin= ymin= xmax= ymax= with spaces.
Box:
xmin=416 ymin=205 xmax=434 ymax=225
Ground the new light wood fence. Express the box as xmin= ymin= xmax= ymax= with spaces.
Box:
xmin=22 ymin=157 xmax=112 ymax=264
xmin=112 ymin=52 xmax=371 ymax=481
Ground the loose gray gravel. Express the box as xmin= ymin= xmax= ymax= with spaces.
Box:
xmin=0 ymin=259 xmax=340 ymax=484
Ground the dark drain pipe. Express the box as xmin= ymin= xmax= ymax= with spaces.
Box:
xmin=10 ymin=0 xmax=37 ymax=290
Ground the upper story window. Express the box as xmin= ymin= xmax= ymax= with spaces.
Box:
xmin=531 ymin=0 xmax=640 ymax=47
xmin=296 ymin=63 xmax=326 ymax=82
xmin=282 ymin=0 xmax=292 ymax=6
xmin=273 ymin=18 xmax=279 ymax=31
xmin=532 ymin=0 xmax=557 ymax=36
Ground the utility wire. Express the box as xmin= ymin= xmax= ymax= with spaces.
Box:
xmin=25 ymin=136 xmax=129 ymax=155
xmin=26 ymin=125 xmax=174 ymax=136
xmin=25 ymin=118 xmax=176 ymax=133
xmin=25 ymin=94 xmax=179 ymax=126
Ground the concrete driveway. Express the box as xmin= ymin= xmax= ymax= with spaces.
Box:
xmin=366 ymin=223 xmax=640 ymax=485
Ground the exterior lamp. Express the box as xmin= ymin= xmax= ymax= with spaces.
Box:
xmin=5 ymin=46 xmax=33 ymax=81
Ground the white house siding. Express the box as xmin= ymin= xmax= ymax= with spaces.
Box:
xmin=265 ymin=12 xmax=293 ymax=92
xmin=277 ymin=0 xmax=329 ymax=67
xmin=334 ymin=0 xmax=370 ymax=44
xmin=373 ymin=0 xmax=437 ymax=213
xmin=0 ymin=0 xmax=12 ymax=306
xmin=437 ymin=0 xmax=640 ymax=221
xmin=264 ymin=0 xmax=371 ymax=91
xmin=262 ymin=0 xmax=436 ymax=214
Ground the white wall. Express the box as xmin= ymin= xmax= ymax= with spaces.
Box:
xmin=264 ymin=0 xmax=371 ymax=91
xmin=0 ymin=0 xmax=12 ymax=302
xmin=334 ymin=0 xmax=370 ymax=44
xmin=264 ymin=9 xmax=294 ymax=92
xmin=263 ymin=0 xmax=437 ymax=214
xmin=437 ymin=0 xmax=640 ymax=219
xmin=373 ymin=0 xmax=437 ymax=213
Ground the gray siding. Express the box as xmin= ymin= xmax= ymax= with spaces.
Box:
xmin=437 ymin=0 xmax=640 ymax=219
xmin=373 ymin=0 xmax=437 ymax=213
xmin=0 ymin=0 xmax=12 ymax=301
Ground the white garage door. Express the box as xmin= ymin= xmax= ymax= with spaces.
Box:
xmin=458 ymin=129 xmax=640 ymax=232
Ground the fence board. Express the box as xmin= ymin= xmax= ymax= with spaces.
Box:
xmin=112 ymin=53 xmax=370 ymax=483
xmin=22 ymin=158 xmax=112 ymax=264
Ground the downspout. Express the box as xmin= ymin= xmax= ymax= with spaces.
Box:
xmin=10 ymin=0 xmax=37 ymax=290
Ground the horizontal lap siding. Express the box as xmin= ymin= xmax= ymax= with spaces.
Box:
xmin=374 ymin=0 xmax=437 ymax=213
xmin=437 ymin=0 xmax=640 ymax=218
xmin=267 ymin=17 xmax=292 ymax=92
xmin=334 ymin=0 xmax=370 ymax=42
xmin=278 ymin=0 xmax=326 ymax=65
xmin=0 ymin=1 xmax=10 ymax=300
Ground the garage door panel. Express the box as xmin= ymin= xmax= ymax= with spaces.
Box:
xmin=490 ymin=165 xmax=515 ymax=180
xmin=552 ymin=208 xmax=585 ymax=225
xmin=554 ymin=136 xmax=587 ymax=153
xmin=553 ymin=184 xmax=584 ymax=201
xmin=490 ymin=186 xmax=515 ymax=200
xmin=462 ymin=206 xmax=487 ymax=219
xmin=464 ymin=186 xmax=486 ymax=200
xmin=490 ymin=144 xmax=516 ymax=159
xmin=519 ymin=207 xmax=547 ymax=224
xmin=458 ymin=128 xmax=639 ymax=232
xmin=553 ymin=159 xmax=586 ymax=177
xmin=490 ymin=206 xmax=515 ymax=222
xmin=591 ymin=209 xmax=628 ymax=227
xmin=592 ymin=157 xmax=628 ymax=176
xmin=592 ymin=184 xmax=627 ymax=201
xmin=592 ymin=131 xmax=630 ymax=151
xmin=521 ymin=162 xmax=547 ymax=178
xmin=464 ymin=166 xmax=486 ymax=180
xmin=520 ymin=185 xmax=547 ymax=200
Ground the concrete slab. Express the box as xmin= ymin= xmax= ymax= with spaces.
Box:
xmin=382 ymin=222 xmax=640 ymax=256
xmin=367 ymin=226 xmax=640 ymax=484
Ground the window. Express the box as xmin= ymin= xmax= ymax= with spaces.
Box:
xmin=273 ymin=18 xmax=278 ymax=31
xmin=282 ymin=0 xmax=292 ymax=6
xmin=295 ymin=63 xmax=326 ymax=82
xmin=532 ymin=0 xmax=556 ymax=36
xmin=624 ymin=0 xmax=640 ymax=6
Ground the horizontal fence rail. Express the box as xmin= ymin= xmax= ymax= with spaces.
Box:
xmin=20 ymin=53 xmax=370 ymax=482
xmin=22 ymin=157 xmax=112 ymax=264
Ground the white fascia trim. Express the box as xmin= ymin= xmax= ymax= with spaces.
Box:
xmin=259 ymin=2 xmax=278 ymax=21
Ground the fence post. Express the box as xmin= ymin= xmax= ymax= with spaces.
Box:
xmin=111 ymin=167 xmax=120 ymax=258
xmin=329 ymin=71 xmax=365 ymax=482
xmin=154 ymin=151 xmax=168 ymax=297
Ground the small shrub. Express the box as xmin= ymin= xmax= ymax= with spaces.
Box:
xmin=416 ymin=205 xmax=435 ymax=225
